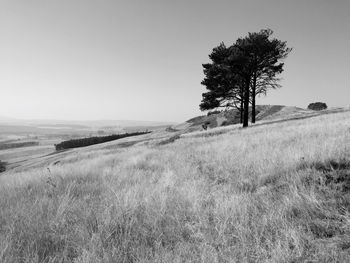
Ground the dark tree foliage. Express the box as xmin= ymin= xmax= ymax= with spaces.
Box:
xmin=55 ymin=131 xmax=151 ymax=151
xmin=227 ymin=44 xmax=252 ymax=127
xmin=308 ymin=102 xmax=327 ymax=111
xmin=200 ymin=43 xmax=246 ymax=123
xmin=238 ymin=29 xmax=292 ymax=123
xmin=200 ymin=29 xmax=291 ymax=127
xmin=0 ymin=160 xmax=6 ymax=173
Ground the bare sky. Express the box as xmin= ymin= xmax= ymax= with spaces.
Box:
xmin=1 ymin=0 xmax=349 ymax=122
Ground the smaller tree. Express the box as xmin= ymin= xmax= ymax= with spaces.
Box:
xmin=307 ymin=102 xmax=327 ymax=111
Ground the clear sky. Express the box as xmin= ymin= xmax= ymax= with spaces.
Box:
xmin=1 ymin=0 xmax=349 ymax=122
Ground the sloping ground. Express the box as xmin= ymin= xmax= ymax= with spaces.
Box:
xmin=173 ymin=105 xmax=350 ymax=134
xmin=172 ymin=105 xmax=289 ymax=133
xmin=2 ymin=130 xmax=172 ymax=173
xmin=255 ymin=105 xmax=285 ymax=120
xmin=261 ymin=106 xmax=311 ymax=121
xmin=1 ymin=109 xmax=350 ymax=262
xmin=3 ymin=106 xmax=349 ymax=174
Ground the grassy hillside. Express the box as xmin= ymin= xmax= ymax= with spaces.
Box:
xmin=172 ymin=105 xmax=309 ymax=133
xmin=1 ymin=110 xmax=350 ymax=262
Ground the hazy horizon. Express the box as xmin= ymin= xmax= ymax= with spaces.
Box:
xmin=0 ymin=114 xmax=175 ymax=124
xmin=1 ymin=0 xmax=349 ymax=122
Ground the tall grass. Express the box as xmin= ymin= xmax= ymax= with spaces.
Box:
xmin=1 ymin=111 xmax=350 ymax=262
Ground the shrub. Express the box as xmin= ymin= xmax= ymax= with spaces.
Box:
xmin=308 ymin=102 xmax=327 ymax=111
xmin=0 ymin=160 xmax=6 ymax=173
xmin=221 ymin=121 xmax=229 ymax=126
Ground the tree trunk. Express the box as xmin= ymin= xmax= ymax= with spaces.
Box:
xmin=243 ymin=79 xmax=250 ymax=128
xmin=240 ymin=99 xmax=243 ymax=124
xmin=251 ymin=71 xmax=257 ymax=123
xmin=240 ymin=86 xmax=244 ymax=123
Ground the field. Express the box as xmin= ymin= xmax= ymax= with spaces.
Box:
xmin=1 ymin=109 xmax=350 ymax=262
xmin=0 ymin=121 xmax=170 ymax=172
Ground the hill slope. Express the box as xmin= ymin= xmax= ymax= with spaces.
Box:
xmin=171 ymin=105 xmax=297 ymax=132
xmin=1 ymin=108 xmax=350 ymax=262
xmin=172 ymin=105 xmax=350 ymax=133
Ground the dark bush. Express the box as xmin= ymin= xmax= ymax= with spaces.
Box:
xmin=0 ymin=160 xmax=6 ymax=173
xmin=221 ymin=121 xmax=229 ymax=126
xmin=55 ymin=131 xmax=151 ymax=151
xmin=308 ymin=102 xmax=327 ymax=111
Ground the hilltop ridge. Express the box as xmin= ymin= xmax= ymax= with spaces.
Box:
xmin=170 ymin=105 xmax=331 ymax=133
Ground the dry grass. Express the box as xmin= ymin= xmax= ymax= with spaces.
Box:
xmin=1 ymin=111 xmax=350 ymax=262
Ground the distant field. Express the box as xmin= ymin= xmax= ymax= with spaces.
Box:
xmin=0 ymin=141 xmax=39 ymax=150
xmin=0 ymin=145 xmax=54 ymax=169
xmin=0 ymin=122 xmax=170 ymax=173
xmin=0 ymin=123 xmax=91 ymax=171
xmin=1 ymin=108 xmax=350 ymax=262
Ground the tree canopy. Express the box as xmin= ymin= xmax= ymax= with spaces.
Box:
xmin=200 ymin=29 xmax=291 ymax=127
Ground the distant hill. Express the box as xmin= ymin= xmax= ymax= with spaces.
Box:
xmin=0 ymin=117 xmax=175 ymax=129
xmin=0 ymin=116 xmax=17 ymax=122
xmin=64 ymin=119 xmax=176 ymax=128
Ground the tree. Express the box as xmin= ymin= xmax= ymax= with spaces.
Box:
xmin=226 ymin=43 xmax=253 ymax=127
xmin=200 ymin=29 xmax=291 ymax=127
xmin=235 ymin=29 xmax=292 ymax=123
xmin=200 ymin=43 xmax=246 ymax=123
